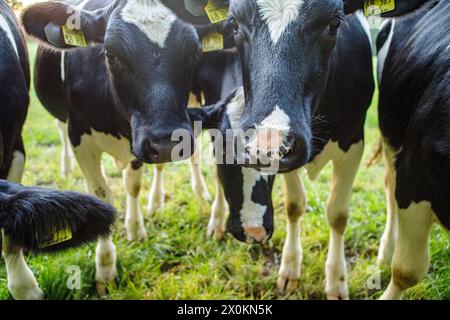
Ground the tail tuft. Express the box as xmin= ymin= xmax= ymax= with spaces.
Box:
xmin=0 ymin=181 xmax=116 ymax=253
xmin=367 ymin=137 xmax=383 ymax=167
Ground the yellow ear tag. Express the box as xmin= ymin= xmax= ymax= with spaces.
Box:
xmin=364 ymin=0 xmax=396 ymax=16
xmin=38 ymin=225 xmax=73 ymax=249
xmin=204 ymin=0 xmax=229 ymax=24
xmin=202 ymin=32 xmax=224 ymax=52
xmin=61 ymin=25 xmax=87 ymax=47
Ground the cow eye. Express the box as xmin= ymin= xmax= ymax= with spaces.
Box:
xmin=105 ymin=50 xmax=118 ymax=63
xmin=229 ymin=16 xmax=240 ymax=33
xmin=328 ymin=17 xmax=341 ymax=35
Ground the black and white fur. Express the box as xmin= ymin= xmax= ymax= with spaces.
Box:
xmin=376 ymin=0 xmax=450 ymax=299
xmin=23 ymin=0 xmax=215 ymax=294
xmin=0 ymin=0 xmax=116 ymax=300
xmin=190 ymin=11 xmax=375 ymax=299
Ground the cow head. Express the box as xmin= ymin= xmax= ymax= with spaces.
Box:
xmin=170 ymin=0 xmax=435 ymax=173
xmin=22 ymin=0 xmax=209 ymax=164
xmin=189 ymin=89 xmax=276 ymax=244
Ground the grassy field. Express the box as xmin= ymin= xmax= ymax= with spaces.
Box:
xmin=0 ymin=40 xmax=448 ymax=300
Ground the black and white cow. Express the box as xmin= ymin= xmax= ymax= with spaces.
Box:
xmin=0 ymin=0 xmax=116 ymax=300
xmin=376 ymin=0 xmax=450 ymax=299
xmin=21 ymin=0 xmax=219 ymax=294
xmin=165 ymin=0 xmax=435 ymax=174
xmin=180 ymin=0 xmax=438 ymax=299
xmin=190 ymin=10 xmax=375 ymax=299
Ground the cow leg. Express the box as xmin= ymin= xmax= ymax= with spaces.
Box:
xmin=207 ymin=172 xmax=227 ymax=240
xmin=123 ymin=163 xmax=147 ymax=241
xmin=380 ymin=202 xmax=434 ymax=300
xmin=6 ymin=145 xmax=25 ymax=183
xmin=377 ymin=142 xmax=398 ymax=266
xmin=56 ymin=120 xmax=74 ymax=176
xmin=146 ymin=164 xmax=166 ymax=217
xmin=190 ymin=157 xmax=211 ymax=203
xmin=2 ymin=239 xmax=44 ymax=300
xmin=277 ymin=170 xmax=306 ymax=293
xmin=325 ymin=142 xmax=363 ymax=300
xmin=73 ymin=144 xmax=117 ymax=295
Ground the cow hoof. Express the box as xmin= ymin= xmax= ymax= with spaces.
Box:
xmin=206 ymin=224 xmax=225 ymax=241
xmin=326 ymin=290 xmax=350 ymax=300
xmin=125 ymin=222 xmax=147 ymax=242
xmin=193 ymin=184 xmax=212 ymax=203
xmin=146 ymin=193 xmax=165 ymax=217
xmin=326 ymin=281 xmax=349 ymax=300
xmin=9 ymin=283 xmax=44 ymax=300
xmin=276 ymin=277 xmax=298 ymax=294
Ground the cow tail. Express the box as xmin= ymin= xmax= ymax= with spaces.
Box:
xmin=0 ymin=187 xmax=116 ymax=253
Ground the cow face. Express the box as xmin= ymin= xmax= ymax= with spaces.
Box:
xmin=223 ymin=0 xmax=344 ymax=173
xmin=189 ymin=89 xmax=276 ymax=244
xmin=167 ymin=0 xmax=434 ymax=173
xmin=22 ymin=0 xmax=200 ymax=164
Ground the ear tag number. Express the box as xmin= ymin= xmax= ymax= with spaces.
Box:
xmin=364 ymin=0 xmax=396 ymax=16
xmin=38 ymin=225 xmax=73 ymax=249
xmin=202 ymin=32 xmax=224 ymax=52
xmin=204 ymin=0 xmax=229 ymax=23
xmin=62 ymin=25 xmax=87 ymax=47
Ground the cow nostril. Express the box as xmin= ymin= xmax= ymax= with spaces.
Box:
xmin=143 ymin=139 xmax=160 ymax=161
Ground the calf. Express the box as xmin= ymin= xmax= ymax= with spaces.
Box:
xmin=376 ymin=0 xmax=450 ymax=299
xmin=166 ymin=0 xmax=440 ymax=174
xmin=0 ymin=0 xmax=115 ymax=300
xmin=191 ymin=11 xmax=375 ymax=299
xmin=22 ymin=0 xmax=216 ymax=294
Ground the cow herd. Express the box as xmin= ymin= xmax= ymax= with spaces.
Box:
xmin=0 ymin=0 xmax=448 ymax=300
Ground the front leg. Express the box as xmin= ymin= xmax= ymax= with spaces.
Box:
xmin=325 ymin=141 xmax=363 ymax=300
xmin=146 ymin=164 xmax=166 ymax=217
xmin=277 ymin=170 xmax=306 ymax=294
xmin=207 ymin=172 xmax=227 ymax=240
xmin=123 ymin=163 xmax=147 ymax=241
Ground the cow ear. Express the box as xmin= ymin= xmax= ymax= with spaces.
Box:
xmin=22 ymin=1 xmax=112 ymax=49
xmin=344 ymin=0 xmax=431 ymax=16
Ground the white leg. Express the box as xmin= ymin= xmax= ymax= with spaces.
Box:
xmin=277 ymin=170 xmax=306 ymax=293
xmin=123 ymin=163 xmax=147 ymax=241
xmin=146 ymin=164 xmax=166 ymax=217
xmin=378 ymin=141 xmax=398 ymax=266
xmin=190 ymin=132 xmax=211 ymax=202
xmin=325 ymin=142 xmax=363 ymax=300
xmin=207 ymin=174 xmax=227 ymax=240
xmin=2 ymin=233 xmax=43 ymax=300
xmin=6 ymin=150 xmax=25 ymax=183
xmin=380 ymin=202 xmax=434 ymax=300
xmin=73 ymin=144 xmax=117 ymax=295
xmin=56 ymin=120 xmax=74 ymax=176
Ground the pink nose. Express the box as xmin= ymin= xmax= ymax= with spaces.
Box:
xmin=243 ymin=227 xmax=269 ymax=243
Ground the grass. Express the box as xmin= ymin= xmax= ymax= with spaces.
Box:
xmin=0 ymin=40 xmax=448 ymax=300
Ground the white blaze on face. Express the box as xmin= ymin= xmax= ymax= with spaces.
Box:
xmin=0 ymin=13 xmax=18 ymax=58
xmin=121 ymin=0 xmax=177 ymax=48
xmin=240 ymin=168 xmax=268 ymax=229
xmin=256 ymin=0 xmax=304 ymax=44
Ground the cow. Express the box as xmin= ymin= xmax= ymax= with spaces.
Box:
xmin=21 ymin=0 xmax=220 ymax=294
xmin=190 ymin=10 xmax=375 ymax=299
xmin=0 ymin=0 xmax=116 ymax=300
xmin=376 ymin=0 xmax=450 ymax=299
xmin=179 ymin=0 xmax=438 ymax=300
